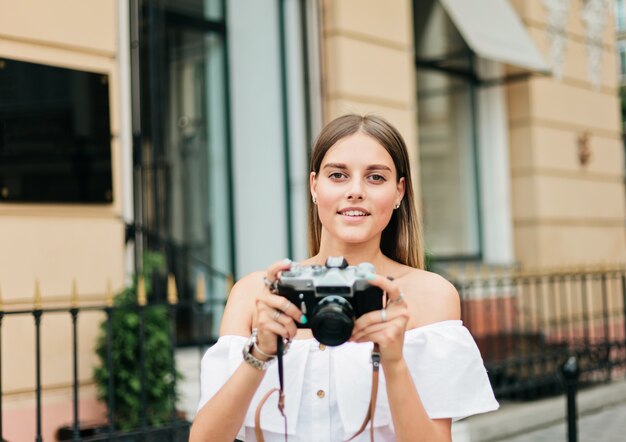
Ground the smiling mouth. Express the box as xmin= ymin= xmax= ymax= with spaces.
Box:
xmin=337 ymin=209 xmax=370 ymax=217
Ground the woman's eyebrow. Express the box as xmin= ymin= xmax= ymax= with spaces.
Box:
xmin=322 ymin=163 xmax=347 ymax=170
xmin=366 ymin=164 xmax=392 ymax=172
xmin=322 ymin=163 xmax=392 ymax=172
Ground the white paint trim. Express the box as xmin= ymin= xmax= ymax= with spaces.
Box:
xmin=476 ymin=59 xmax=515 ymax=265
xmin=117 ymin=0 xmax=134 ymax=283
xmin=228 ymin=0 xmax=288 ymax=275
xmin=305 ymin=0 xmax=324 ymax=138
xmin=284 ymin=0 xmax=309 ymax=262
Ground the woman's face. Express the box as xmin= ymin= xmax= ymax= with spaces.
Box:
xmin=310 ymin=132 xmax=405 ymax=246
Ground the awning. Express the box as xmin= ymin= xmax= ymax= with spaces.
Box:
xmin=438 ymin=0 xmax=550 ymax=75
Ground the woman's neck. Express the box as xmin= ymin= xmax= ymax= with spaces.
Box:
xmin=314 ymin=234 xmax=388 ymax=271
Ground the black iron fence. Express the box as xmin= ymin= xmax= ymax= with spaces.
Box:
xmin=5 ymin=264 xmax=626 ymax=439
xmin=450 ymin=264 xmax=626 ymax=400
xmin=0 ymin=273 xmax=220 ymax=442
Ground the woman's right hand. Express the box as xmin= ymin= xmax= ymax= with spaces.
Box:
xmin=253 ymin=259 xmax=304 ymax=357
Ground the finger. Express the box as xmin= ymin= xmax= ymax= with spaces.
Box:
xmin=353 ymin=307 xmax=404 ymax=333
xmin=283 ymin=316 xmax=298 ymax=339
xmin=353 ymin=328 xmax=402 ymax=345
xmin=258 ymin=293 xmax=303 ymax=323
xmin=260 ymin=308 xmax=299 ymax=340
xmin=365 ymin=274 xmax=402 ymax=303
xmin=265 ymin=258 xmax=293 ymax=283
xmin=256 ymin=318 xmax=292 ymax=343
xmin=351 ymin=317 xmax=406 ymax=343
xmin=256 ymin=294 xmax=303 ymax=324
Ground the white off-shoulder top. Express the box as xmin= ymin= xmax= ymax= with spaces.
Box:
xmin=198 ymin=320 xmax=499 ymax=441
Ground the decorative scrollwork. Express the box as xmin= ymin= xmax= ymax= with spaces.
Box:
xmin=543 ymin=0 xmax=572 ymax=81
xmin=581 ymin=0 xmax=610 ymax=90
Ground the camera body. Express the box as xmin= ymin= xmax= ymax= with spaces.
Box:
xmin=276 ymin=257 xmax=383 ymax=346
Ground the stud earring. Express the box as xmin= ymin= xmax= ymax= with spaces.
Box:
xmin=312 ymin=197 xmax=317 ymax=205
xmin=394 ymin=203 xmax=400 ymax=210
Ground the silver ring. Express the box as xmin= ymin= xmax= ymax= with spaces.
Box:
xmin=263 ymin=276 xmax=278 ymax=294
xmin=273 ymin=310 xmax=282 ymax=321
xmin=392 ymin=291 xmax=405 ymax=304
xmin=281 ymin=300 xmax=291 ymax=312
xmin=380 ymin=309 xmax=387 ymax=322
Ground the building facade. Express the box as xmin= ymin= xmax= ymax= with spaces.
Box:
xmin=1 ymin=0 xmax=624 ymax=439
xmin=507 ymin=0 xmax=625 ymax=269
xmin=0 ymin=1 xmax=125 ymax=440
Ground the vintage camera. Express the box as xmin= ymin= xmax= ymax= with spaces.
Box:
xmin=276 ymin=257 xmax=383 ymax=346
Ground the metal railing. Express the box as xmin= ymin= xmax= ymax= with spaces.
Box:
xmin=449 ymin=264 xmax=626 ymax=400
xmin=7 ymin=262 xmax=625 ymax=439
xmin=0 ymin=272 xmax=225 ymax=442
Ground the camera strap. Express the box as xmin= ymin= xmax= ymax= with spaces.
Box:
xmin=254 ymin=337 xmax=288 ymax=442
xmin=254 ymin=341 xmax=381 ymax=442
xmin=345 ymin=343 xmax=380 ymax=442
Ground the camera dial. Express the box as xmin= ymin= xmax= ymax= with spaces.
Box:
xmin=356 ymin=262 xmax=375 ymax=276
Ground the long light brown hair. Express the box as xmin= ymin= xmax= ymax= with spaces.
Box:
xmin=308 ymin=114 xmax=424 ymax=269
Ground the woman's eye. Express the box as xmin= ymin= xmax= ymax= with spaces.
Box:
xmin=329 ymin=172 xmax=346 ymax=180
xmin=368 ymin=174 xmax=386 ymax=182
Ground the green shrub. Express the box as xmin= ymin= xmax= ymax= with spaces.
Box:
xmin=424 ymin=249 xmax=435 ymax=272
xmin=93 ymin=253 xmax=181 ymax=431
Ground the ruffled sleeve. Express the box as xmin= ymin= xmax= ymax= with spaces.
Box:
xmin=402 ymin=320 xmax=499 ymax=421
xmin=332 ymin=320 xmax=498 ymax=431
xmin=197 ymin=336 xmax=248 ymax=440
xmin=198 ymin=335 xmax=311 ymax=436
xmin=198 ymin=335 xmax=244 ymax=412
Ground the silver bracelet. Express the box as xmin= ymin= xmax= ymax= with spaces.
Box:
xmin=243 ymin=349 xmax=270 ymax=371
xmin=242 ymin=329 xmax=276 ymax=371
xmin=252 ymin=338 xmax=291 ymax=358
xmin=253 ymin=342 xmax=277 ymax=359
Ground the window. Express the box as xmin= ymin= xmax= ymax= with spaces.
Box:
xmin=414 ymin=0 xmax=482 ymax=259
xmin=417 ymin=71 xmax=481 ymax=258
xmin=619 ymin=41 xmax=626 ymax=80
xmin=0 ymin=58 xmax=112 ymax=203
xmin=132 ymin=0 xmax=231 ymax=344
xmin=616 ymin=0 xmax=626 ymax=32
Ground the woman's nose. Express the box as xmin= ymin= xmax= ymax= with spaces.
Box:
xmin=346 ymin=181 xmax=364 ymax=200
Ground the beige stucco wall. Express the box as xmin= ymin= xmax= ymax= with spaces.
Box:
xmin=0 ymin=0 xmax=124 ymax=439
xmin=322 ymin=0 xmax=626 ymax=269
xmin=319 ymin=0 xmax=422 ymax=200
xmin=508 ymin=0 xmax=626 ymax=268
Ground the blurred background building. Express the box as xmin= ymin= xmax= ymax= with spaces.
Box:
xmin=1 ymin=0 xmax=625 ymax=440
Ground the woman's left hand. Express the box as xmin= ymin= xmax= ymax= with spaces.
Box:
xmin=349 ymin=274 xmax=409 ymax=365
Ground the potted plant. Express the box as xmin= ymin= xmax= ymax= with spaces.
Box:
xmin=90 ymin=252 xmax=185 ymax=436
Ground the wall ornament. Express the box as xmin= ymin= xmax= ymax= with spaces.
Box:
xmin=543 ymin=0 xmax=572 ymax=81
xmin=581 ymin=0 xmax=610 ymax=90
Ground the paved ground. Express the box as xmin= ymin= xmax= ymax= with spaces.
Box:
xmin=496 ymin=402 xmax=626 ymax=442
xmin=177 ymin=346 xmax=204 ymax=421
xmin=453 ymin=378 xmax=626 ymax=442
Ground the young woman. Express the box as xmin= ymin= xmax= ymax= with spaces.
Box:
xmin=190 ymin=114 xmax=498 ymax=441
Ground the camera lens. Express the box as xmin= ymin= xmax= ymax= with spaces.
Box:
xmin=310 ymin=295 xmax=354 ymax=346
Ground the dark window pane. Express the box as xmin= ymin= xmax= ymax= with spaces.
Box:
xmin=0 ymin=58 xmax=113 ymax=203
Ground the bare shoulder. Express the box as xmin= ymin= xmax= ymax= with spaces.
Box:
xmin=219 ymin=270 xmax=265 ymax=337
xmin=397 ymin=268 xmax=461 ymax=328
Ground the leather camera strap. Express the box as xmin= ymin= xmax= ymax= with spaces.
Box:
xmin=254 ymin=337 xmax=288 ymax=442
xmin=345 ymin=343 xmax=380 ymax=442
xmin=254 ymin=387 xmax=287 ymax=442
xmin=254 ymin=342 xmax=380 ymax=442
